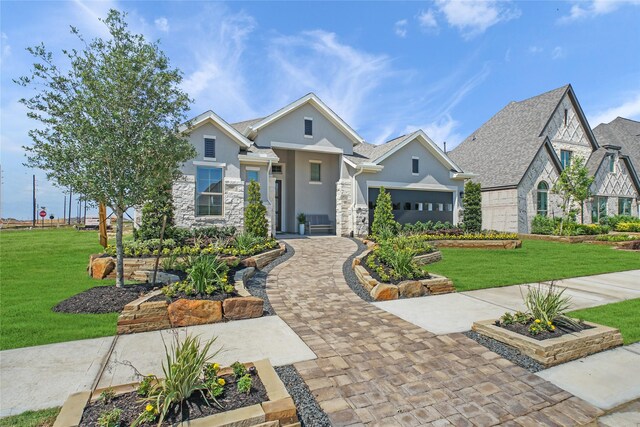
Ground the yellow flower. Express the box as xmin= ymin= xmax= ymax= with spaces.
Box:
xmin=213 ymin=363 xmax=220 ymax=371
xmin=146 ymin=404 xmax=154 ymax=412
xmin=547 ymin=321 xmax=552 ymax=326
xmin=217 ymin=378 xmax=226 ymax=386
xmin=535 ymin=319 xmax=541 ymax=324
xmin=551 ymin=325 xmax=556 ymax=331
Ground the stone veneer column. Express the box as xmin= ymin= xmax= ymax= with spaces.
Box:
xmin=172 ymin=175 xmax=244 ymax=230
xmin=335 ymin=179 xmax=352 ymax=236
xmin=354 ymin=205 xmax=369 ymax=237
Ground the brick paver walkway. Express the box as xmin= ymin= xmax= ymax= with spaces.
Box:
xmin=267 ymin=237 xmax=603 ymax=426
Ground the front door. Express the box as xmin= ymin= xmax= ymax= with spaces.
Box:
xmin=275 ymin=179 xmax=282 ymax=232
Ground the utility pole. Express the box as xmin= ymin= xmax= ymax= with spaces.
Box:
xmin=32 ymin=175 xmax=36 ymax=227
xmin=63 ymin=195 xmax=66 ymax=223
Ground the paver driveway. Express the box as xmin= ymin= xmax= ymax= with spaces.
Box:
xmin=268 ymin=236 xmax=602 ymax=426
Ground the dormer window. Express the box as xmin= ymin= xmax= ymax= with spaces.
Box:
xmin=204 ymin=136 xmax=216 ymax=159
xmin=304 ymin=117 xmax=313 ymax=138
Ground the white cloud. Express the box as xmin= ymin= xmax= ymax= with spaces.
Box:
xmin=529 ymin=45 xmax=543 ymax=54
xmin=405 ymin=115 xmax=463 ymax=149
xmin=154 ymin=17 xmax=169 ymax=32
xmin=71 ymin=0 xmax=118 ymax=37
xmin=417 ymin=10 xmax=438 ymax=29
xmin=434 ymin=0 xmax=521 ymax=39
xmin=551 ymin=46 xmax=565 ymax=59
xmin=589 ymin=92 xmax=640 ymax=125
xmin=267 ymin=30 xmax=391 ymax=128
xmin=394 ymin=19 xmax=408 ymax=37
xmin=0 ymin=32 xmax=11 ymax=65
xmin=559 ymin=0 xmax=640 ymax=23
xmin=180 ymin=8 xmax=258 ymax=119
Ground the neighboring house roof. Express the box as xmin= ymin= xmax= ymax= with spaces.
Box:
xmin=242 ymin=93 xmax=366 ymax=146
xmin=231 ymin=117 xmax=265 ymax=134
xmin=592 ymin=117 xmax=640 ymax=191
xmin=448 ymin=84 xmax=588 ymax=189
xmin=346 ymin=134 xmax=408 ymax=165
xmin=181 ymin=110 xmax=252 ymax=148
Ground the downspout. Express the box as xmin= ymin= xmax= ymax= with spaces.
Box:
xmin=351 ymin=165 xmax=364 ymax=237
xmin=267 ymin=160 xmax=274 ymax=237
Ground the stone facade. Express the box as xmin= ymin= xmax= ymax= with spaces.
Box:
xmin=482 ymin=188 xmax=519 ymax=232
xmin=543 ymin=95 xmax=593 ymax=163
xmin=517 ymin=147 xmax=563 ymax=233
xmin=335 ymin=179 xmax=352 ymax=236
xmin=173 ymin=175 xmax=245 ymax=230
xmin=353 ymin=205 xmax=369 ymax=237
xmin=585 ymin=153 xmax=639 ymax=222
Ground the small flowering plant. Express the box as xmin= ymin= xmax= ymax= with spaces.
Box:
xmin=133 ymin=402 xmax=158 ymax=425
xmin=203 ymin=362 xmax=226 ymax=400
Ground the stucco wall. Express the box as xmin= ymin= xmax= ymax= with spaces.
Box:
xmin=181 ymin=122 xmax=242 ymax=179
xmin=293 ymin=150 xmax=340 ymax=224
xmin=543 ymin=94 xmax=593 ymax=163
xmin=517 ymin=146 xmax=563 ymax=233
xmin=252 ymin=103 xmax=354 ymax=155
xmin=482 ymin=189 xmax=519 ymax=233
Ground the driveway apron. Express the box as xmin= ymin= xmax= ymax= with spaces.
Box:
xmin=267 ymin=236 xmax=603 ymax=426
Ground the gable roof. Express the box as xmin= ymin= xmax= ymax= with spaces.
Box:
xmin=448 ymin=84 xmax=591 ymax=189
xmin=592 ymin=117 xmax=640 ymax=191
xmin=181 ymin=110 xmax=252 ymax=148
xmin=231 ymin=117 xmax=265 ymax=135
xmin=345 ymin=130 xmax=464 ymax=172
xmin=242 ymin=93 xmax=366 ymax=146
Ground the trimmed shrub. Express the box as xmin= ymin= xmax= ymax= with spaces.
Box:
xmin=617 ymin=222 xmax=640 ymax=232
xmin=371 ymin=187 xmax=399 ymax=239
xmin=244 ymin=180 xmax=268 ymax=238
xmin=531 ymin=215 xmax=559 ymax=235
xmin=462 ymin=181 xmax=482 ymax=233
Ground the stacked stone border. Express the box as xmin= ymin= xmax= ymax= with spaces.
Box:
xmin=519 ymin=234 xmax=599 ymax=244
xmin=89 ymin=243 xmax=286 ymax=280
xmin=432 ymin=239 xmax=522 ymax=249
xmin=52 ymin=359 xmax=300 ymax=427
xmin=352 ymin=249 xmax=455 ymax=301
xmin=472 ymin=319 xmax=623 ymax=368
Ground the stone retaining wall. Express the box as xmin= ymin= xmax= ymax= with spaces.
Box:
xmin=414 ymin=251 xmax=442 ymax=265
xmin=352 ymin=250 xmax=455 ymax=301
xmin=518 ymin=234 xmax=597 ymax=243
xmin=431 ymin=239 xmax=522 ymax=249
xmin=117 ymin=267 xmax=262 ymax=334
xmin=53 ymin=359 xmax=300 ymax=427
xmin=472 ymin=319 xmax=623 ymax=367
xmin=89 ymin=243 xmax=286 ymax=280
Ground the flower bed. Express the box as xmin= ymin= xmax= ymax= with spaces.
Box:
xmin=54 ymin=359 xmax=299 ymax=427
xmin=472 ymin=319 xmax=622 ymax=367
xmin=398 ymin=232 xmax=522 ymax=249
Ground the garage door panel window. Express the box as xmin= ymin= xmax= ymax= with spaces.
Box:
xmin=368 ymin=188 xmax=454 ymax=227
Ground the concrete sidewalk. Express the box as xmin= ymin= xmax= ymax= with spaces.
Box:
xmin=375 ymin=269 xmax=640 ymax=335
xmin=0 ymin=316 xmax=315 ymax=417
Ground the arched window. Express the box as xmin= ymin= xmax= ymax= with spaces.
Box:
xmin=537 ymin=181 xmax=548 ymax=216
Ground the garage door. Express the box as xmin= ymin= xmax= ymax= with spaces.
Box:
xmin=368 ymin=188 xmax=454 ymax=227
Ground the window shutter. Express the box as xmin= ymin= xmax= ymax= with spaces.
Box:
xmin=304 ymin=119 xmax=313 ymax=136
xmin=204 ymin=138 xmax=216 ymax=158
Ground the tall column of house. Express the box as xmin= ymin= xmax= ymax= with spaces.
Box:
xmin=335 ymin=179 xmax=352 ymax=236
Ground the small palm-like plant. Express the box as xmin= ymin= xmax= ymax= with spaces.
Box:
xmin=187 ymin=255 xmax=229 ymax=294
xmin=143 ymin=334 xmax=220 ymax=425
xmin=234 ymin=232 xmax=264 ymax=252
xmin=523 ymin=283 xmax=583 ymax=331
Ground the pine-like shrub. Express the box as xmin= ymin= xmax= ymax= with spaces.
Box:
xmin=462 ymin=181 xmax=482 ymax=233
xmin=244 ymin=180 xmax=268 ymax=238
xmin=371 ymin=187 xmax=398 ymax=239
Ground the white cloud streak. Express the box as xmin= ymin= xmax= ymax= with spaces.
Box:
xmin=394 ymin=19 xmax=408 ymax=37
xmin=417 ymin=10 xmax=438 ymax=30
xmin=590 ymin=92 xmax=640 ymax=125
xmin=559 ymin=0 xmax=640 ymax=23
xmin=154 ymin=17 xmax=169 ymax=32
xmin=434 ymin=0 xmax=521 ymax=39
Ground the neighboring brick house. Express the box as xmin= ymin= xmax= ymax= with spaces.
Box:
xmin=448 ymin=84 xmax=640 ymax=233
xmin=172 ymin=93 xmax=472 ymax=236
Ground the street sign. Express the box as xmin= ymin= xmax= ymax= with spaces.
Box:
xmin=39 ymin=210 xmax=47 ymax=218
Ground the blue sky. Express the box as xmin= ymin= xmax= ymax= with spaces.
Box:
xmin=1 ymin=0 xmax=639 ymax=219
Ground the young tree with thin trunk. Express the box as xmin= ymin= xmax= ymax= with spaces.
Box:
xmin=552 ymin=156 xmax=594 ymax=235
xmin=17 ymin=10 xmax=196 ymax=287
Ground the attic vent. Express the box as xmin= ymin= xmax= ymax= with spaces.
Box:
xmin=472 ymin=135 xmax=477 ymax=141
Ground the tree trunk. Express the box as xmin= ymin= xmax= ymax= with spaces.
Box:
xmin=115 ymin=207 xmax=125 ymax=288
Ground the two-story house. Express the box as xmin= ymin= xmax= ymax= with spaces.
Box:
xmin=448 ymin=85 xmax=640 ymax=233
xmin=172 ymin=93 xmax=472 ymax=236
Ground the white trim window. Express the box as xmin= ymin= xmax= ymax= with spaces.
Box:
xmin=196 ymin=166 xmax=223 ymax=216
xmin=204 ymin=135 xmax=216 ymax=160
xmin=412 ymin=157 xmax=419 ymax=175
xmin=246 ymin=166 xmax=260 ymax=183
xmin=304 ymin=117 xmax=313 ymax=138
xmin=310 ymin=160 xmax=321 ymax=183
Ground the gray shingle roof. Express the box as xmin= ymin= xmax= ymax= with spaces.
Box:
xmin=448 ymin=85 xmax=570 ymax=189
xmin=593 ymin=117 xmax=640 ymax=172
xmin=231 ymin=117 xmax=266 ymax=134
xmin=345 ymin=134 xmax=408 ymax=165
xmin=586 ymin=148 xmax=607 ymax=175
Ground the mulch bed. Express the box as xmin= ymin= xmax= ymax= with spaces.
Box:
xmin=499 ymin=321 xmax=592 ymax=341
xmin=80 ymin=372 xmax=267 ymax=426
xmin=361 ymin=253 xmax=430 ymax=286
xmin=53 ymin=284 xmax=159 ymax=314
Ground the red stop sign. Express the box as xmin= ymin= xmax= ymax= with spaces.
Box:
xmin=39 ymin=210 xmax=47 ymax=218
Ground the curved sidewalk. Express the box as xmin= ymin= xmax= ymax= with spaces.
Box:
xmin=267 ymin=236 xmax=602 ymax=426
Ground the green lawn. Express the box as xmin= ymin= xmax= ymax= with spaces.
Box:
xmin=0 ymin=408 xmax=60 ymax=427
xmin=428 ymin=239 xmax=640 ymax=292
xmin=0 ymin=228 xmax=118 ymax=350
xmin=568 ymin=298 xmax=640 ymax=345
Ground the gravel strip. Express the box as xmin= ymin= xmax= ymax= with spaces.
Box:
xmin=464 ymin=331 xmax=545 ymax=373
xmin=244 ymin=242 xmax=295 ymax=316
xmin=275 ymin=365 xmax=331 ymax=427
xmin=342 ymin=238 xmax=373 ymax=302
